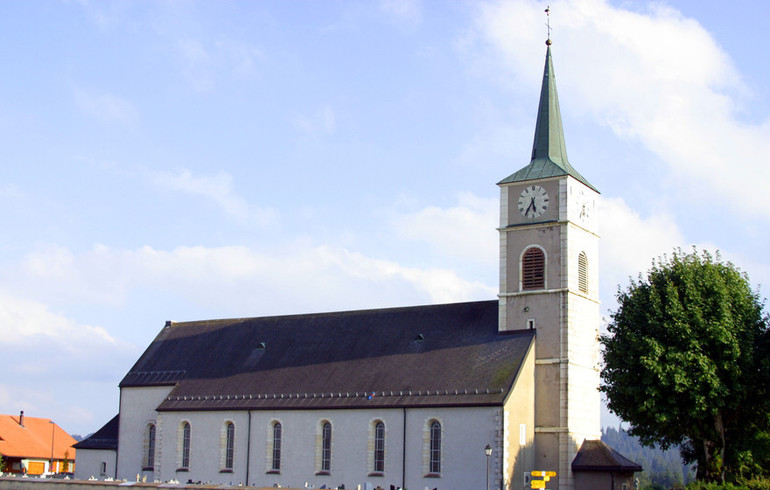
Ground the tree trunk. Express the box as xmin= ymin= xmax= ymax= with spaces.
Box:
xmin=697 ymin=413 xmax=726 ymax=482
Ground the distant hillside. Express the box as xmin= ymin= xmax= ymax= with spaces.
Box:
xmin=602 ymin=426 xmax=695 ymax=489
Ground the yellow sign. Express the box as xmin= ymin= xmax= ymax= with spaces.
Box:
xmin=546 ymin=471 xmax=557 ymax=477
xmin=531 ymin=480 xmax=546 ymax=489
xmin=531 ymin=470 xmax=545 ymax=477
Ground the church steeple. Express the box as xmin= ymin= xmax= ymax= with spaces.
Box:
xmin=499 ymin=43 xmax=597 ymax=192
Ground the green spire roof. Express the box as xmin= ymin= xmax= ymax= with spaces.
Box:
xmin=499 ymin=44 xmax=597 ymax=192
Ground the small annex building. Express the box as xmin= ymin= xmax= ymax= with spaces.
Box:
xmin=75 ymin=41 xmax=640 ymax=490
xmin=0 ymin=412 xmax=77 ymax=476
xmin=572 ymin=440 xmax=643 ymax=490
xmin=72 ymin=415 xmax=118 ymax=480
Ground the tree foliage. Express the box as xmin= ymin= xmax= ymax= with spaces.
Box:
xmin=600 ymin=249 xmax=770 ymax=482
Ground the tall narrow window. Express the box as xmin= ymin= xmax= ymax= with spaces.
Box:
xmin=321 ymin=422 xmax=332 ymax=472
xmin=271 ymin=422 xmax=282 ymax=471
xmin=429 ymin=421 xmax=441 ymax=474
xmin=373 ymin=421 xmax=385 ymax=473
xmin=522 ymin=247 xmax=545 ymax=290
xmin=181 ymin=422 xmax=191 ymax=469
xmin=225 ymin=422 xmax=235 ymax=470
xmin=578 ymin=252 xmax=588 ymax=293
xmin=145 ymin=423 xmax=156 ymax=469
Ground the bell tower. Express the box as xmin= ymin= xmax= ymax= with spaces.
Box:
xmin=498 ymin=40 xmax=601 ymax=490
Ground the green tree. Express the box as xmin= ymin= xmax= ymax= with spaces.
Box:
xmin=600 ymin=249 xmax=770 ymax=483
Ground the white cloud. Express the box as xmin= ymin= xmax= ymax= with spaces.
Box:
xmin=474 ymin=0 xmax=770 ymax=220
xmin=150 ymin=168 xmax=277 ymax=226
xmin=293 ymin=105 xmax=337 ymax=137
xmin=175 ymin=37 xmax=265 ymax=90
xmin=74 ymin=88 xmax=139 ymax=124
xmin=0 ymin=291 xmax=117 ymax=347
xmin=391 ymin=192 xmax=498 ymax=267
xmin=379 ymin=0 xmax=422 ymax=24
xmin=177 ymin=38 xmax=214 ymax=92
xmin=9 ymin=241 xmax=494 ymax=319
xmin=599 ymin=196 xmax=687 ymax=298
xmin=0 ymin=289 xmax=131 ymax=433
xmin=217 ymin=40 xmax=264 ymax=80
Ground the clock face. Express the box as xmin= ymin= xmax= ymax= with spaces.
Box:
xmin=518 ymin=185 xmax=549 ymax=219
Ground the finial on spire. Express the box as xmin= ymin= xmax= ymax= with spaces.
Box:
xmin=545 ymin=6 xmax=552 ymax=45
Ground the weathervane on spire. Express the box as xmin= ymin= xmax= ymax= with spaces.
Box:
xmin=545 ymin=5 xmax=552 ymax=45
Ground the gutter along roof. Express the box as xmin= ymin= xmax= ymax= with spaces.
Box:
xmin=120 ymin=300 xmax=535 ymax=411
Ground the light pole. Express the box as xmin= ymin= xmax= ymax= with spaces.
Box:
xmin=485 ymin=444 xmax=492 ymax=490
xmin=49 ymin=420 xmax=55 ymax=475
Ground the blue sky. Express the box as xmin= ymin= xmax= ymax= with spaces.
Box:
xmin=1 ymin=0 xmax=768 ymax=437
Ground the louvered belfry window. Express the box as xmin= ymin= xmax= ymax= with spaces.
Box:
xmin=522 ymin=247 xmax=545 ymax=290
xmin=578 ymin=252 xmax=588 ymax=293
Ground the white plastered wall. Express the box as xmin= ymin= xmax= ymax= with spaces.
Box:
xmin=116 ymin=386 xmax=173 ymax=481
xmin=502 ymin=339 xmax=536 ymax=490
xmin=130 ymin=406 xmax=500 ymax=490
xmin=74 ymin=449 xmax=116 ymax=480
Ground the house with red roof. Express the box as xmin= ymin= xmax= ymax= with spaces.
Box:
xmin=0 ymin=411 xmax=77 ymax=476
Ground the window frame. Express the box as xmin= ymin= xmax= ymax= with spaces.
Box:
xmin=320 ymin=421 xmax=332 ymax=473
xmin=429 ymin=420 xmax=441 ymax=475
xmin=373 ymin=421 xmax=385 ymax=474
xmin=271 ymin=422 xmax=282 ymax=472
xmin=180 ymin=422 xmax=191 ymax=470
xmin=224 ymin=422 xmax=235 ymax=470
xmin=144 ymin=423 xmax=156 ymax=470
xmin=521 ymin=246 xmax=546 ymax=290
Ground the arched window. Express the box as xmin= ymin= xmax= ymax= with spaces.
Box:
xmin=522 ymin=247 xmax=545 ymax=290
xmin=578 ymin=252 xmax=588 ymax=293
xmin=373 ymin=421 xmax=385 ymax=473
xmin=224 ymin=422 xmax=235 ymax=470
xmin=321 ymin=421 xmax=332 ymax=472
xmin=271 ymin=422 xmax=282 ymax=471
xmin=429 ymin=420 xmax=441 ymax=474
xmin=180 ymin=422 xmax=191 ymax=469
xmin=144 ymin=423 xmax=156 ymax=469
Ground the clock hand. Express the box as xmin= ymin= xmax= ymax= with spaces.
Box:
xmin=526 ymin=198 xmax=536 ymax=216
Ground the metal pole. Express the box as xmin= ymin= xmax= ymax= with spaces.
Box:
xmin=485 ymin=444 xmax=492 ymax=490
xmin=49 ymin=421 xmax=55 ymax=475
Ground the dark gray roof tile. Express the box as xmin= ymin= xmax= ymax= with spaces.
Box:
xmin=120 ymin=300 xmax=535 ymax=411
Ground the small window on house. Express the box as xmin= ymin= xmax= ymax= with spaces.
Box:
xmin=271 ymin=422 xmax=282 ymax=472
xmin=100 ymin=461 xmax=107 ymax=476
xmin=373 ymin=421 xmax=385 ymax=473
xmin=522 ymin=247 xmax=545 ymax=290
xmin=224 ymin=422 xmax=235 ymax=470
xmin=321 ymin=421 xmax=332 ymax=472
xmin=578 ymin=251 xmax=588 ymax=293
xmin=144 ymin=423 xmax=156 ymax=469
xmin=180 ymin=422 xmax=191 ymax=469
xmin=429 ymin=420 xmax=441 ymax=474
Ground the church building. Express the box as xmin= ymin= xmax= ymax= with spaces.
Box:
xmin=75 ymin=40 xmax=621 ymax=490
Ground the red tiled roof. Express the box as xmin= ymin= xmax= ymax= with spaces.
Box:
xmin=0 ymin=414 xmax=77 ymax=460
